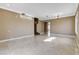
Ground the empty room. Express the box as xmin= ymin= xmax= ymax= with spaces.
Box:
xmin=0 ymin=3 xmax=79 ymax=55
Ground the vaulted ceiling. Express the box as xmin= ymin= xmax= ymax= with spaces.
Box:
xmin=0 ymin=3 xmax=78 ymax=20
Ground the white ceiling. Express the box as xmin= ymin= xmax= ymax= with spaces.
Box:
xmin=0 ymin=3 xmax=78 ymax=20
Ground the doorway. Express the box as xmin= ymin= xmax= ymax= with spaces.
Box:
xmin=44 ymin=22 xmax=48 ymax=34
xmin=34 ymin=17 xmax=40 ymax=35
xmin=44 ymin=22 xmax=51 ymax=37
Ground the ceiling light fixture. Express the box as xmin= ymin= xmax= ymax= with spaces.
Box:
xmin=20 ymin=13 xmax=33 ymax=20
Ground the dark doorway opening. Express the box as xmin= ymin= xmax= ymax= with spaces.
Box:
xmin=34 ymin=17 xmax=40 ymax=35
xmin=44 ymin=22 xmax=48 ymax=34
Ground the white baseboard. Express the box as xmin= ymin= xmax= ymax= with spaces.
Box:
xmin=50 ymin=33 xmax=75 ymax=38
xmin=0 ymin=34 xmax=34 ymax=43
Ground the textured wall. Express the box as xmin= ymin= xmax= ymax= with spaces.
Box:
xmin=0 ymin=9 xmax=34 ymax=40
xmin=50 ymin=16 xmax=75 ymax=35
xmin=37 ymin=21 xmax=44 ymax=34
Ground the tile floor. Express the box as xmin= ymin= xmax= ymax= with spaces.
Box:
xmin=0 ymin=34 xmax=77 ymax=55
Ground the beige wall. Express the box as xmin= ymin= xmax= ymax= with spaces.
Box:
xmin=50 ymin=16 xmax=75 ymax=35
xmin=0 ymin=9 xmax=34 ymax=40
xmin=75 ymin=5 xmax=79 ymax=53
xmin=77 ymin=7 xmax=79 ymax=35
xmin=75 ymin=5 xmax=79 ymax=45
xmin=37 ymin=21 xmax=44 ymax=34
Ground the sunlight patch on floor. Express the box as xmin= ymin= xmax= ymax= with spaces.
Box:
xmin=43 ymin=37 xmax=56 ymax=42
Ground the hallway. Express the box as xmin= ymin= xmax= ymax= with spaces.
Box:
xmin=0 ymin=34 xmax=76 ymax=55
